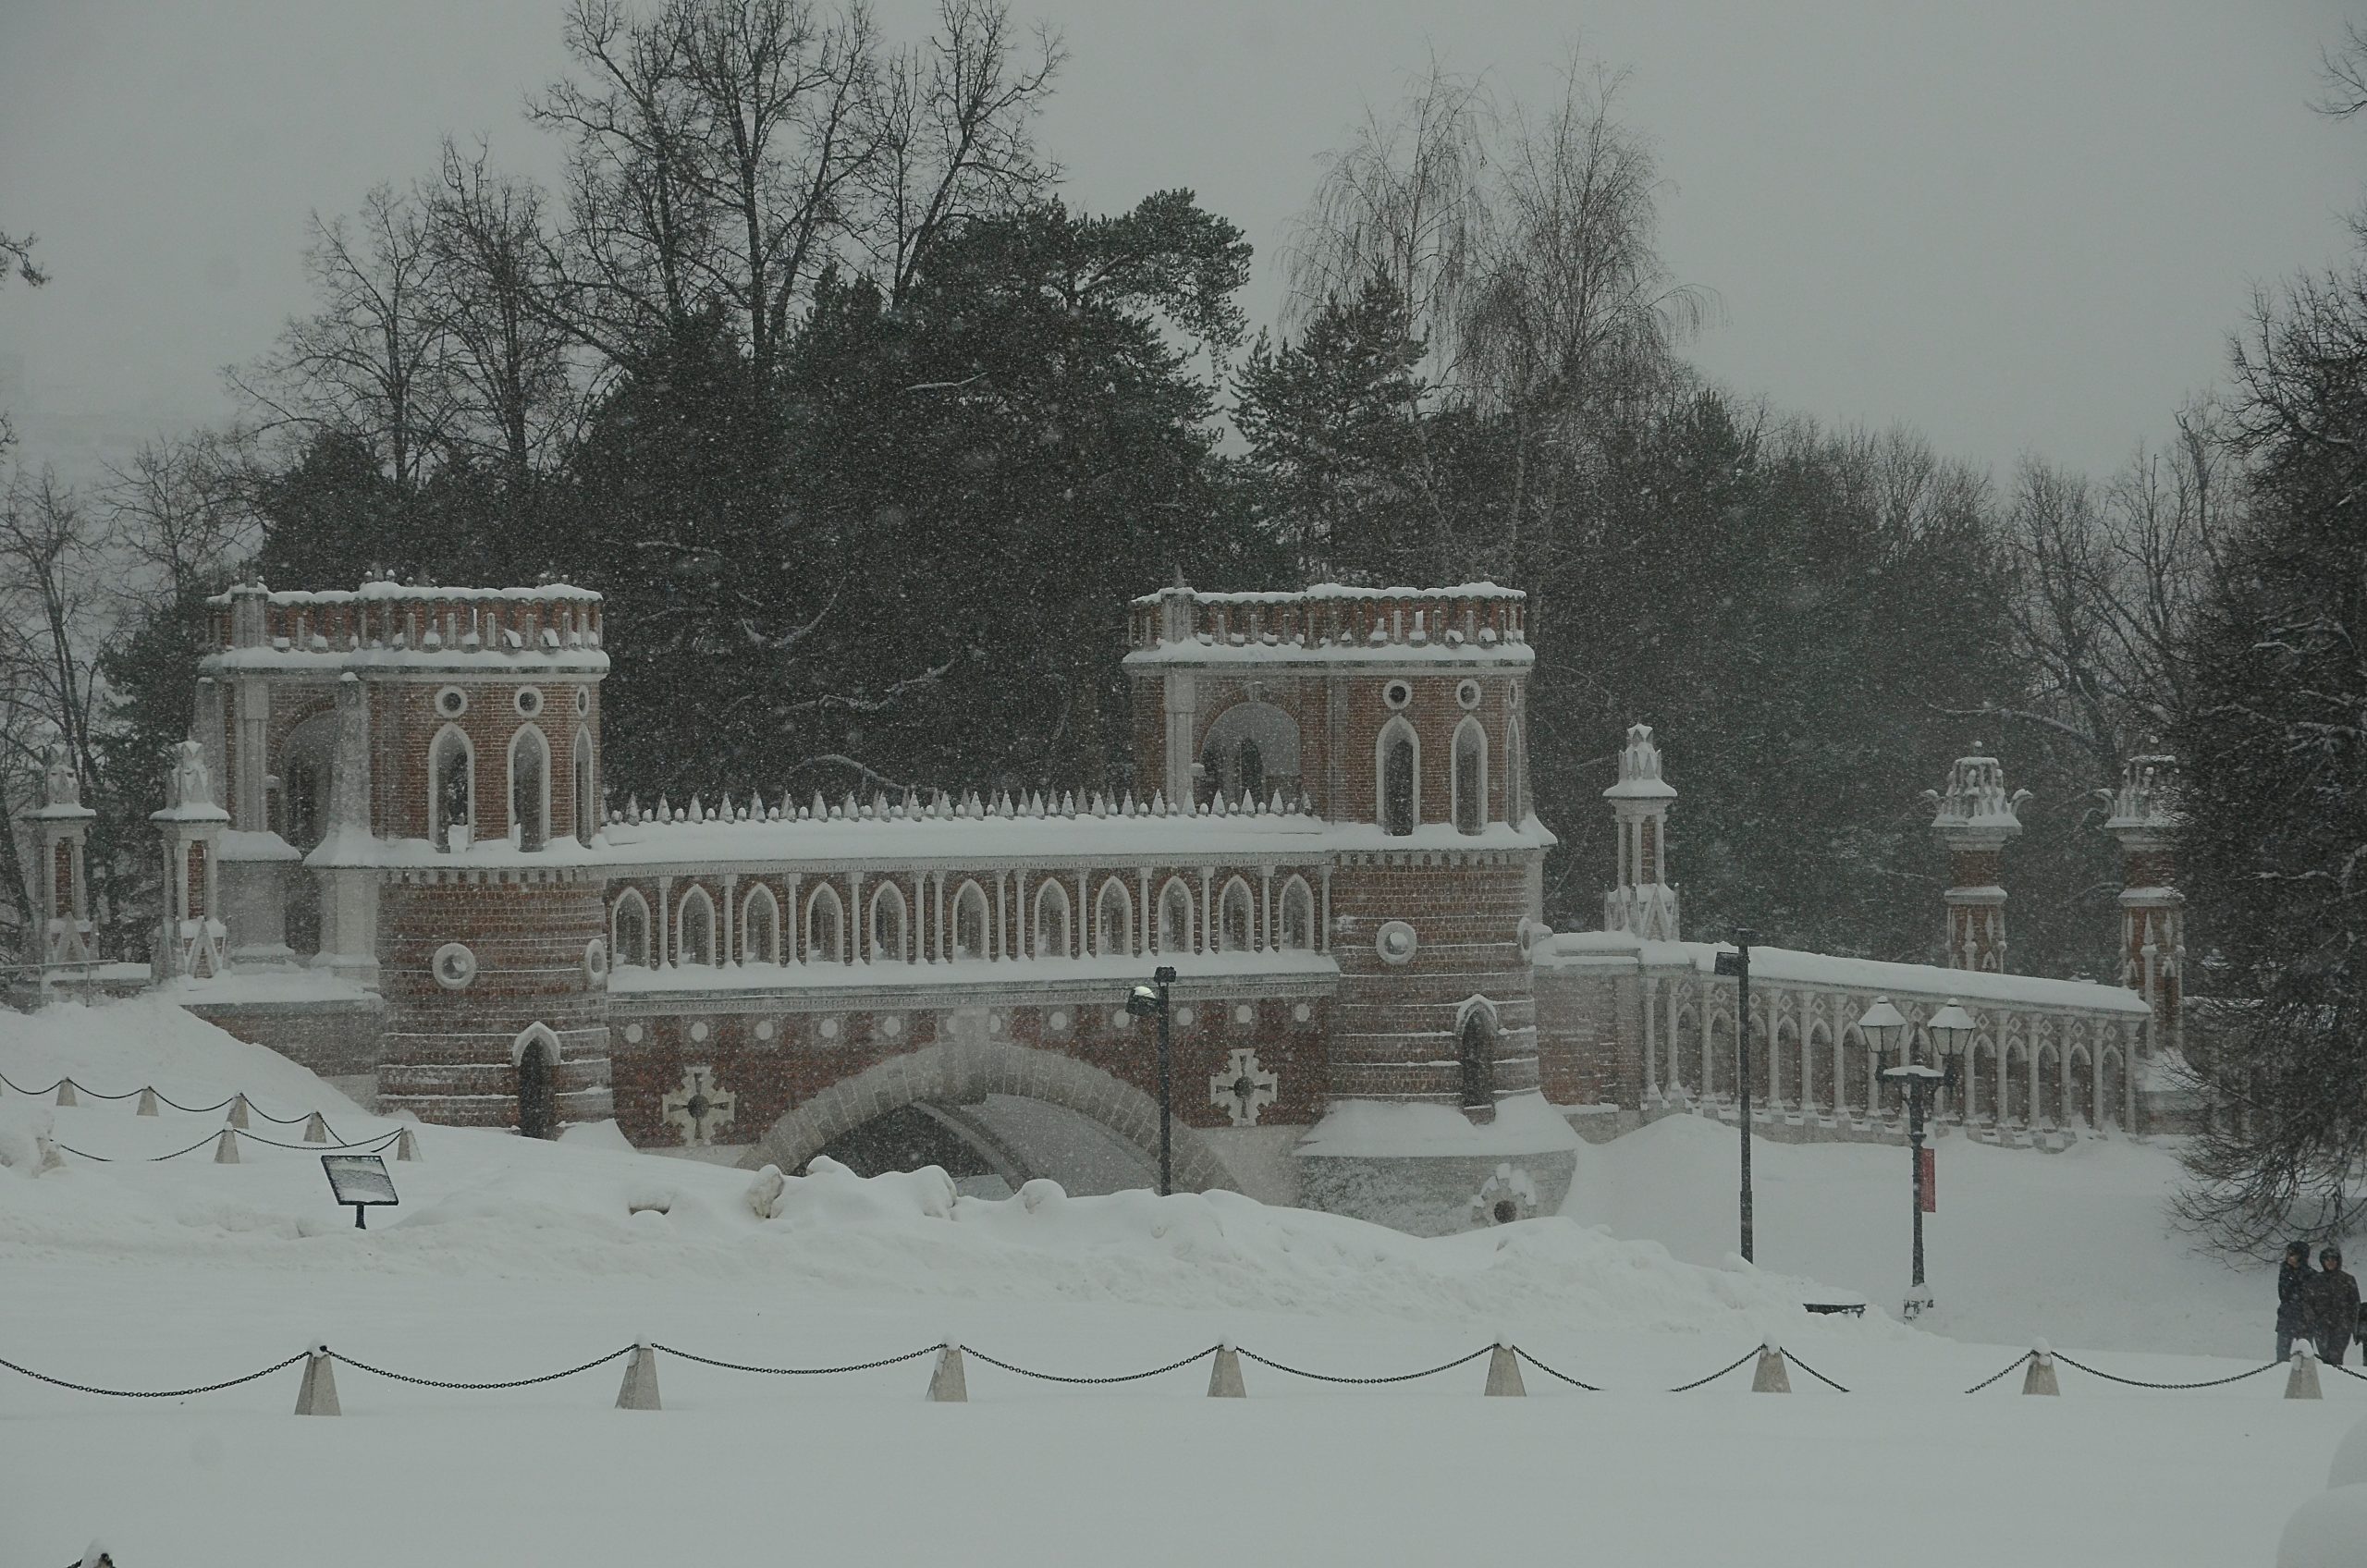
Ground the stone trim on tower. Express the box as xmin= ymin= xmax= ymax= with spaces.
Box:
xmin=2104 ymin=752 xmax=2184 ymax=1064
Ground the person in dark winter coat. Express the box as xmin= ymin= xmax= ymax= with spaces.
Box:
xmin=2277 ymin=1241 xmax=2312 ymax=1363
xmin=2303 ymin=1247 xmax=2361 ymax=1366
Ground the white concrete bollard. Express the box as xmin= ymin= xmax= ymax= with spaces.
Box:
xmin=615 ymin=1342 xmax=662 ymax=1411
xmin=135 ymin=1087 xmax=159 ymax=1117
xmin=927 ymin=1344 xmax=969 ymax=1403
xmin=2023 ymin=1341 xmax=2060 ymax=1396
xmin=294 ymin=1347 xmax=340 ymax=1415
xmin=2287 ymin=1343 xmax=2324 ymax=1402
xmin=227 ymin=1094 xmax=251 ymax=1130
xmin=213 ymin=1129 xmax=240 ymax=1164
xmin=55 ymin=1080 xmax=78 ymax=1108
xmin=1751 ymin=1344 xmax=1792 ymax=1393
xmin=302 ymin=1111 xmax=330 ymax=1144
xmin=1484 ymin=1343 xmax=1527 ymax=1397
xmin=1207 ymin=1344 xmax=1247 ymax=1398
xmin=395 ymin=1127 xmax=422 ymax=1162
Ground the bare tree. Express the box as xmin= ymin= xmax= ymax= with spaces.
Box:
xmin=228 ymin=186 xmax=456 ymax=494
xmin=858 ymin=0 xmax=1061 ymax=302
xmin=427 ymin=140 xmax=583 ymax=493
xmin=0 ymin=228 xmax=44 ymax=288
xmin=101 ymin=432 xmax=261 ymax=611
xmin=535 ymin=0 xmax=887 ymax=374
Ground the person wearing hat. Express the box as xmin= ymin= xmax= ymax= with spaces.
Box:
xmin=2277 ymin=1240 xmax=2312 ymax=1363
xmin=2303 ymin=1246 xmax=2360 ymax=1366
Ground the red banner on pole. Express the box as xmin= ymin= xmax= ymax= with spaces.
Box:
xmin=1919 ymin=1145 xmax=1937 ymax=1212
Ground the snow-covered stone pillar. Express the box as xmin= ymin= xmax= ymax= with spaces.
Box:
xmin=2103 ymin=753 xmax=2184 ymax=1067
xmin=1929 ymin=747 xmax=2027 ymax=973
xmin=152 ymin=740 xmax=230 ymax=981
xmin=1602 ymin=724 xmax=1681 ymax=940
xmin=310 ymin=673 xmax=380 ymax=986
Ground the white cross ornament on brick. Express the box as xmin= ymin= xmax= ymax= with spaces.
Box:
xmin=1210 ymin=1047 xmax=1278 ymax=1128
xmin=661 ymin=1065 xmax=737 ymax=1146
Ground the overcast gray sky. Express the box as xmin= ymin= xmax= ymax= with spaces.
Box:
xmin=3 ymin=0 xmax=2362 ymax=484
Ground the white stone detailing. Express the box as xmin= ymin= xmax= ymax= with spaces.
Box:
xmin=662 ymin=1066 xmax=737 ymax=1146
xmin=1376 ymin=920 xmax=1417 ymax=965
xmin=1210 ymin=1047 xmax=1278 ymax=1127
xmin=1471 ymin=1163 xmax=1539 ymax=1226
xmin=432 ymin=941 xmax=477 ymax=989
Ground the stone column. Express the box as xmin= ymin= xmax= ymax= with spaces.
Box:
xmin=2104 ymin=753 xmax=2185 ymax=1067
xmin=23 ymin=748 xmax=97 ymax=966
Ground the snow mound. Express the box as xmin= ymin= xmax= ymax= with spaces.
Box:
xmin=0 ymin=996 xmax=365 ymax=1121
xmin=2334 ymin=1415 xmax=2367 ymax=1492
xmin=2278 ymin=1484 xmax=2367 ymax=1568
xmin=1298 ymin=1090 xmax=1581 ymax=1155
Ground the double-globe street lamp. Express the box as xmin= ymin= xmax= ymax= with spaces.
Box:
xmin=1858 ymin=994 xmax=1978 ymax=1320
xmin=1122 ymin=965 xmax=1180 ymax=1197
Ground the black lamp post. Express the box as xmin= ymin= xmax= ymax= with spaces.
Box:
xmin=1123 ymin=964 xmax=1179 ymax=1196
xmin=1860 ymin=995 xmax=1976 ymax=1318
xmin=1712 ymin=928 xmax=1759 ymax=1264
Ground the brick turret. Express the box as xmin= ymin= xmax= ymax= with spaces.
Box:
xmin=1928 ymin=746 xmax=2027 ymax=973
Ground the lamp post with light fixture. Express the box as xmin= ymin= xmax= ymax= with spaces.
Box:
xmin=1123 ymin=965 xmax=1179 ymax=1196
xmin=1858 ymin=995 xmax=1978 ymax=1318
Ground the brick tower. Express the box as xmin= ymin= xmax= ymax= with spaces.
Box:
xmin=195 ymin=580 xmax=615 ymax=1133
xmin=1929 ymin=747 xmax=2026 ymax=972
xmin=2103 ymin=752 xmax=2183 ymax=1061
xmin=1125 ymin=582 xmax=1564 ymax=1231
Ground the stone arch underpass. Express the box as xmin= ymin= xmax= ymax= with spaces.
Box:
xmin=737 ymin=1039 xmax=1237 ymax=1196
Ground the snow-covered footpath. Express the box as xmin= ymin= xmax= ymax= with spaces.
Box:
xmin=3 ymin=998 xmax=2359 ymax=1567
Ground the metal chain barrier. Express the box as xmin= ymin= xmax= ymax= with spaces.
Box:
xmin=1510 ymin=1346 xmax=1603 ymax=1390
xmin=1666 ymin=1347 xmax=1761 ymax=1392
xmin=1784 ymin=1352 xmax=1851 ymax=1392
xmin=226 ymin=1127 xmax=391 ymax=1154
xmin=327 ymin=1345 xmax=634 ymax=1390
xmin=1963 ymin=1353 xmax=2035 ymax=1394
xmin=51 ymin=1133 xmax=226 ymax=1164
xmin=963 ymin=1344 xmax=1219 ymax=1385
xmin=2050 ymin=1352 xmax=2279 ymax=1390
xmin=2329 ymin=1361 xmax=2367 ymax=1381
xmin=651 ymin=1343 xmax=941 ymax=1376
xmin=0 ymin=1350 xmax=307 ymax=1399
xmin=1236 ymin=1344 xmax=1492 ymax=1385
xmin=2 ymin=1070 xmax=325 ymax=1123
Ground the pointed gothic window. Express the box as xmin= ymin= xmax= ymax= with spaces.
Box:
xmin=1379 ymin=719 xmax=1417 ymax=836
xmin=1096 ymin=879 xmax=1133 ymax=957
xmin=509 ymin=725 xmax=549 ymax=851
xmin=431 ymin=727 xmax=473 ymax=851
xmin=1279 ymin=876 xmax=1316 ymax=950
xmin=1452 ymin=717 xmax=1486 ymax=835
xmin=952 ymin=880 xmax=992 ymax=960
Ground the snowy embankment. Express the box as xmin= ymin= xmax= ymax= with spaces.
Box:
xmin=3 ymin=997 xmax=2360 ymax=1568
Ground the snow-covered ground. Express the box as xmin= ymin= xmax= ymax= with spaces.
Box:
xmin=3 ymin=997 xmax=2359 ymax=1568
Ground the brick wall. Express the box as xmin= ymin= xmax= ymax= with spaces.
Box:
xmin=609 ymin=991 xmax=1329 ymax=1152
xmin=376 ymin=868 xmax=612 ymax=1129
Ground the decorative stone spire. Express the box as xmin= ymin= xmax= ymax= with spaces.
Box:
xmin=21 ymin=744 xmax=98 ymax=966
xmin=151 ymin=739 xmax=231 ymax=982
xmin=2103 ymin=752 xmax=2183 ymax=1063
xmin=1927 ymin=745 xmax=2028 ymax=973
xmin=1603 ymin=723 xmax=1681 ymax=940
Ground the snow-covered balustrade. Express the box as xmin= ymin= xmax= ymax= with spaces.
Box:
xmin=1536 ymin=935 xmax=2154 ymax=1136
xmin=1126 ymin=582 xmax=1530 ymax=663
xmin=204 ymin=578 xmax=606 ymax=667
xmin=597 ymin=783 xmax=1337 ymax=993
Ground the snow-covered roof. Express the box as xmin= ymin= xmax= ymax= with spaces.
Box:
xmin=1127 ymin=582 xmax=1526 ymax=607
xmin=1536 ymin=933 xmax=2152 ymax=1017
xmin=610 ymin=946 xmax=1339 ymax=999
xmin=205 ymin=581 xmax=602 ymax=606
